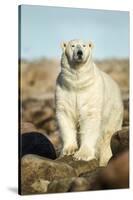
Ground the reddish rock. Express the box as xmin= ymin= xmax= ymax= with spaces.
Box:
xmin=99 ymin=151 xmax=129 ymax=189
xmin=111 ymin=127 xmax=129 ymax=156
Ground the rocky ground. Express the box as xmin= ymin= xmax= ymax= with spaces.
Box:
xmin=20 ymin=58 xmax=129 ymax=195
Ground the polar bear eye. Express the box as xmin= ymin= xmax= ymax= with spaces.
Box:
xmin=71 ymin=45 xmax=75 ymax=48
xmin=83 ymin=44 xmax=86 ymax=47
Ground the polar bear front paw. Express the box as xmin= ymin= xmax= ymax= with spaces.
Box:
xmin=62 ymin=143 xmax=78 ymax=156
xmin=73 ymin=146 xmax=95 ymax=161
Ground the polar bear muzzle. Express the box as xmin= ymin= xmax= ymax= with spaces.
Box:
xmin=73 ymin=44 xmax=86 ymax=63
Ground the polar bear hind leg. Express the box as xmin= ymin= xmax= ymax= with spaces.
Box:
xmin=98 ymin=132 xmax=113 ymax=166
xmin=99 ymin=110 xmax=123 ymax=166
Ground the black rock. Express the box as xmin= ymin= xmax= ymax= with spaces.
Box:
xmin=20 ymin=132 xmax=57 ymax=159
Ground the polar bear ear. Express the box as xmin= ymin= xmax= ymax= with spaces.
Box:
xmin=88 ymin=41 xmax=94 ymax=49
xmin=61 ymin=42 xmax=67 ymax=52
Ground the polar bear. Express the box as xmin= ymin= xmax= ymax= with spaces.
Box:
xmin=55 ymin=39 xmax=123 ymax=166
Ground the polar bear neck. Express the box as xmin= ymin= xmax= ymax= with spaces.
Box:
xmin=61 ymin=52 xmax=93 ymax=71
xmin=59 ymin=53 xmax=95 ymax=90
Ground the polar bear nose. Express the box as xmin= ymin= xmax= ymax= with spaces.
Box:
xmin=77 ymin=50 xmax=83 ymax=56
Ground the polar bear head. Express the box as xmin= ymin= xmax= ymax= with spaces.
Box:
xmin=61 ymin=39 xmax=94 ymax=67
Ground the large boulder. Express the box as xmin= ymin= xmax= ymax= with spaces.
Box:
xmin=21 ymin=154 xmax=77 ymax=195
xmin=72 ymin=151 xmax=129 ymax=191
xmin=99 ymin=151 xmax=129 ymax=189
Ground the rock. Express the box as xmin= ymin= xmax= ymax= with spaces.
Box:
xmin=55 ymin=146 xmax=63 ymax=158
xmin=99 ymin=151 xmax=129 ymax=189
xmin=21 ymin=132 xmax=57 ymax=159
xmin=69 ymin=177 xmax=90 ymax=192
xmin=111 ymin=127 xmax=129 ymax=156
xmin=21 ymin=122 xmax=37 ymax=134
xmin=22 ymin=99 xmax=54 ymax=124
xmin=48 ymin=168 xmax=105 ymax=193
xmin=123 ymin=99 xmax=129 ymax=126
xmin=22 ymin=98 xmax=58 ymax=135
xmin=21 ymin=98 xmax=62 ymax=157
xmin=48 ymin=178 xmax=74 ymax=193
xmin=56 ymin=155 xmax=98 ymax=176
xmin=42 ymin=119 xmax=57 ymax=134
xmin=49 ymin=174 xmax=101 ymax=193
xmin=80 ymin=167 xmax=104 ymax=178
xmin=21 ymin=154 xmax=77 ymax=194
xmin=31 ymin=179 xmax=50 ymax=194
xmin=81 ymin=167 xmax=106 ymax=190
xmin=69 ymin=167 xmax=104 ymax=192
xmin=73 ymin=152 xmax=129 ymax=191
xmin=48 ymin=131 xmax=62 ymax=151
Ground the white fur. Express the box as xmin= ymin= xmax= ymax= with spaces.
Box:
xmin=55 ymin=39 xmax=123 ymax=166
